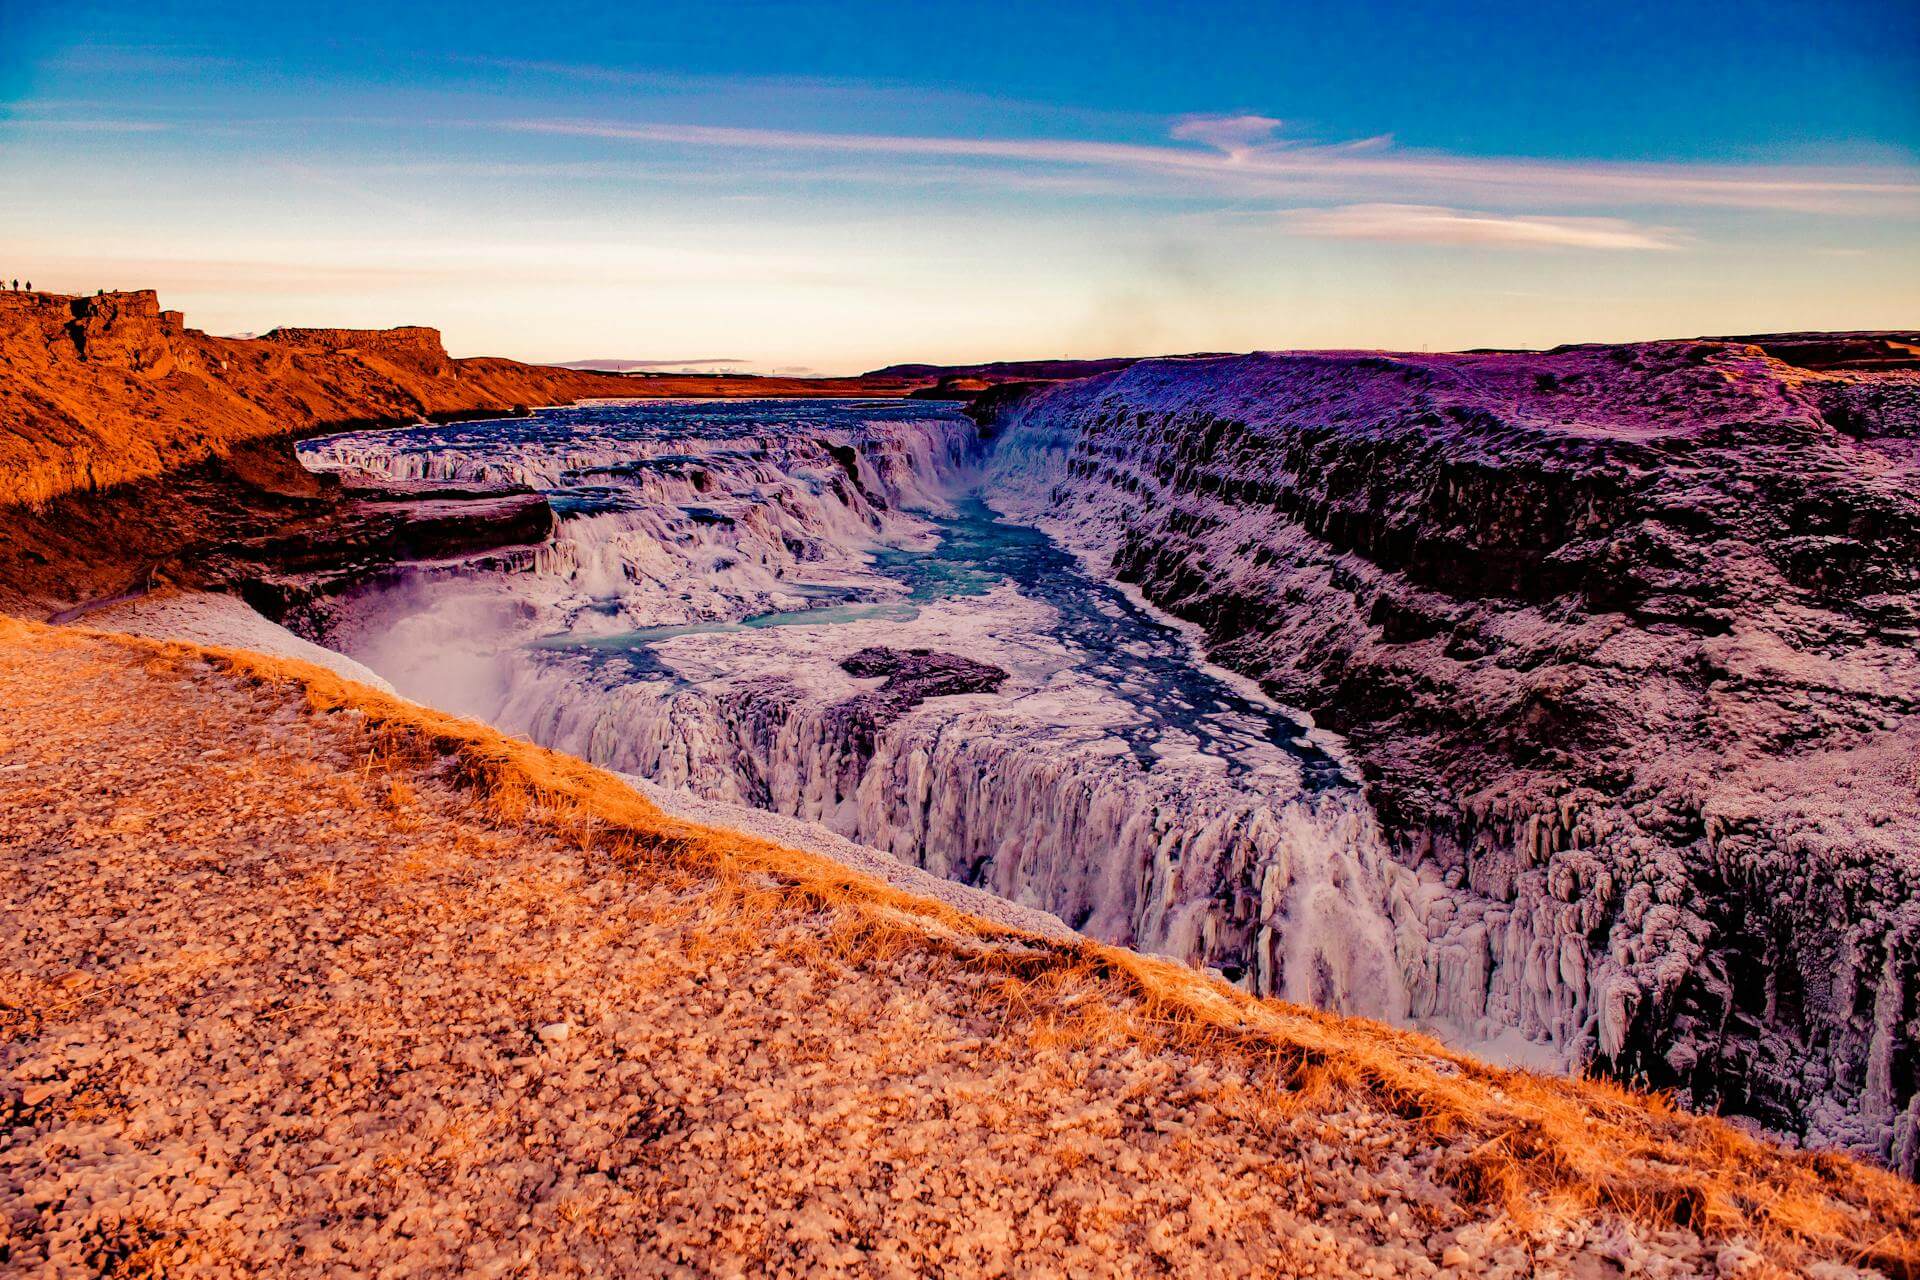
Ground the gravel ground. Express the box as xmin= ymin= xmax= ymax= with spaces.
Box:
xmin=0 ymin=624 xmax=1899 ymax=1278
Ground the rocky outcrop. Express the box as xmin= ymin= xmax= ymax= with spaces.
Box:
xmin=878 ymin=357 xmax=1154 ymax=404
xmin=905 ymin=375 xmax=994 ymax=401
xmin=260 ymin=324 xmax=452 ymax=367
xmin=0 ymin=291 xmax=952 ymax=618
xmin=1721 ymin=331 xmax=1920 ymax=373
xmin=975 ymin=339 xmax=1920 ymax=1166
xmin=211 ymin=483 xmax=560 ymax=620
xmin=830 ymin=645 xmax=1010 ymax=773
xmin=868 ymin=356 xmax=1146 ymax=382
xmin=0 ymin=291 xmax=645 ymax=513
xmin=0 ymin=432 xmax=559 ymax=624
xmin=62 ymin=290 xmax=187 ymax=373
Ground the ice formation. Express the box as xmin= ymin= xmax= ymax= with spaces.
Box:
xmin=300 ymin=400 xmax=1411 ymax=1023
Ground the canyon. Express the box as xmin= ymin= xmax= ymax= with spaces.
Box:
xmin=975 ymin=340 xmax=1920 ymax=1169
xmin=4 ymin=291 xmax=1918 ymax=1193
xmin=295 ymin=401 xmax=1411 ymax=1027
xmin=276 ymin=334 xmax=1920 ymax=1173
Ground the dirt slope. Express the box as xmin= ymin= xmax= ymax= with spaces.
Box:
xmin=0 ymin=290 xmax=922 ymax=512
xmin=3 ymin=619 xmax=1916 ymax=1277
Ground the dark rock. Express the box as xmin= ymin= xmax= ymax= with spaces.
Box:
xmin=824 ymin=647 xmax=1009 ymax=794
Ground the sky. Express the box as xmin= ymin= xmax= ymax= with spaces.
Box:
xmin=1 ymin=0 xmax=1916 ymax=372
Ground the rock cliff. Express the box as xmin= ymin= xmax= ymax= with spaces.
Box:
xmin=975 ymin=337 xmax=1920 ymax=1167
xmin=0 ymin=291 xmax=930 ymax=616
xmin=0 ymin=290 xmax=641 ymax=510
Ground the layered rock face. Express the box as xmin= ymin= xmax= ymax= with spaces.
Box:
xmin=0 ymin=290 xmax=641 ymax=511
xmin=975 ymin=339 xmax=1920 ymax=1166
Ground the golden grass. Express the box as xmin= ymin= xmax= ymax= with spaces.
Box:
xmin=6 ymin=613 xmax=1917 ymax=1275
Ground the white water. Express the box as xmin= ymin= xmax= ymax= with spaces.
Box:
xmin=299 ymin=399 xmax=1413 ymax=1022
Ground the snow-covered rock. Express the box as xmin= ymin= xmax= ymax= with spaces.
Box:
xmin=83 ymin=589 xmax=397 ymax=692
xmin=973 ymin=341 xmax=1920 ymax=1164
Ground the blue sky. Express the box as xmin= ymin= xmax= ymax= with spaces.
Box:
xmin=2 ymin=0 xmax=1915 ymax=370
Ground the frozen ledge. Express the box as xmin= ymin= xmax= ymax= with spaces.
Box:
xmin=79 ymin=589 xmax=399 ymax=694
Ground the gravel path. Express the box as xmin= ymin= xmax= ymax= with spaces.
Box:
xmin=2 ymin=622 xmax=1911 ymax=1278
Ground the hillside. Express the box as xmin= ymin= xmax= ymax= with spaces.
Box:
xmin=0 ymin=291 xmax=619 ymax=510
xmin=4 ymin=617 xmax=1917 ymax=1276
xmin=0 ymin=291 xmax=923 ymax=617
xmin=0 ymin=290 xmax=928 ymax=512
xmin=974 ymin=336 xmax=1920 ymax=1166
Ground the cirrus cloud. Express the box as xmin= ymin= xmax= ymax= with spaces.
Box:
xmin=499 ymin=117 xmax=1920 ymax=216
xmin=1168 ymin=113 xmax=1286 ymax=155
xmin=1276 ymin=203 xmax=1683 ymax=251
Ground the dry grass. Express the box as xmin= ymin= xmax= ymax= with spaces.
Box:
xmin=8 ymin=614 xmax=1918 ymax=1275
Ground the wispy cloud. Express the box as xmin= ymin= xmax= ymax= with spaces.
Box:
xmin=1168 ymin=113 xmax=1285 ymax=156
xmin=46 ymin=44 xmax=237 ymax=76
xmin=455 ymin=57 xmax=1153 ymax=130
xmin=272 ymin=161 xmax=439 ymax=221
xmin=1276 ymin=203 xmax=1683 ymax=251
xmin=0 ymin=117 xmax=171 ymax=133
xmin=502 ymin=118 xmax=1213 ymax=171
xmin=499 ymin=117 xmax=1920 ymax=216
xmin=10 ymin=254 xmax=478 ymax=293
xmin=8 ymin=236 xmax=855 ymax=294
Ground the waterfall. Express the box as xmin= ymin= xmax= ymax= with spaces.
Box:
xmin=300 ymin=398 xmax=1417 ymax=1025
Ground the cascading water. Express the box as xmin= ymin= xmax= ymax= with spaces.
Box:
xmin=298 ymin=398 xmax=1415 ymax=1023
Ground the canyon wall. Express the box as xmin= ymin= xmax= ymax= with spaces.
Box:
xmin=303 ymin=406 xmax=1413 ymax=1024
xmin=0 ymin=291 xmax=947 ymax=616
xmin=974 ymin=340 xmax=1920 ymax=1167
xmin=0 ymin=290 xmax=642 ymax=510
